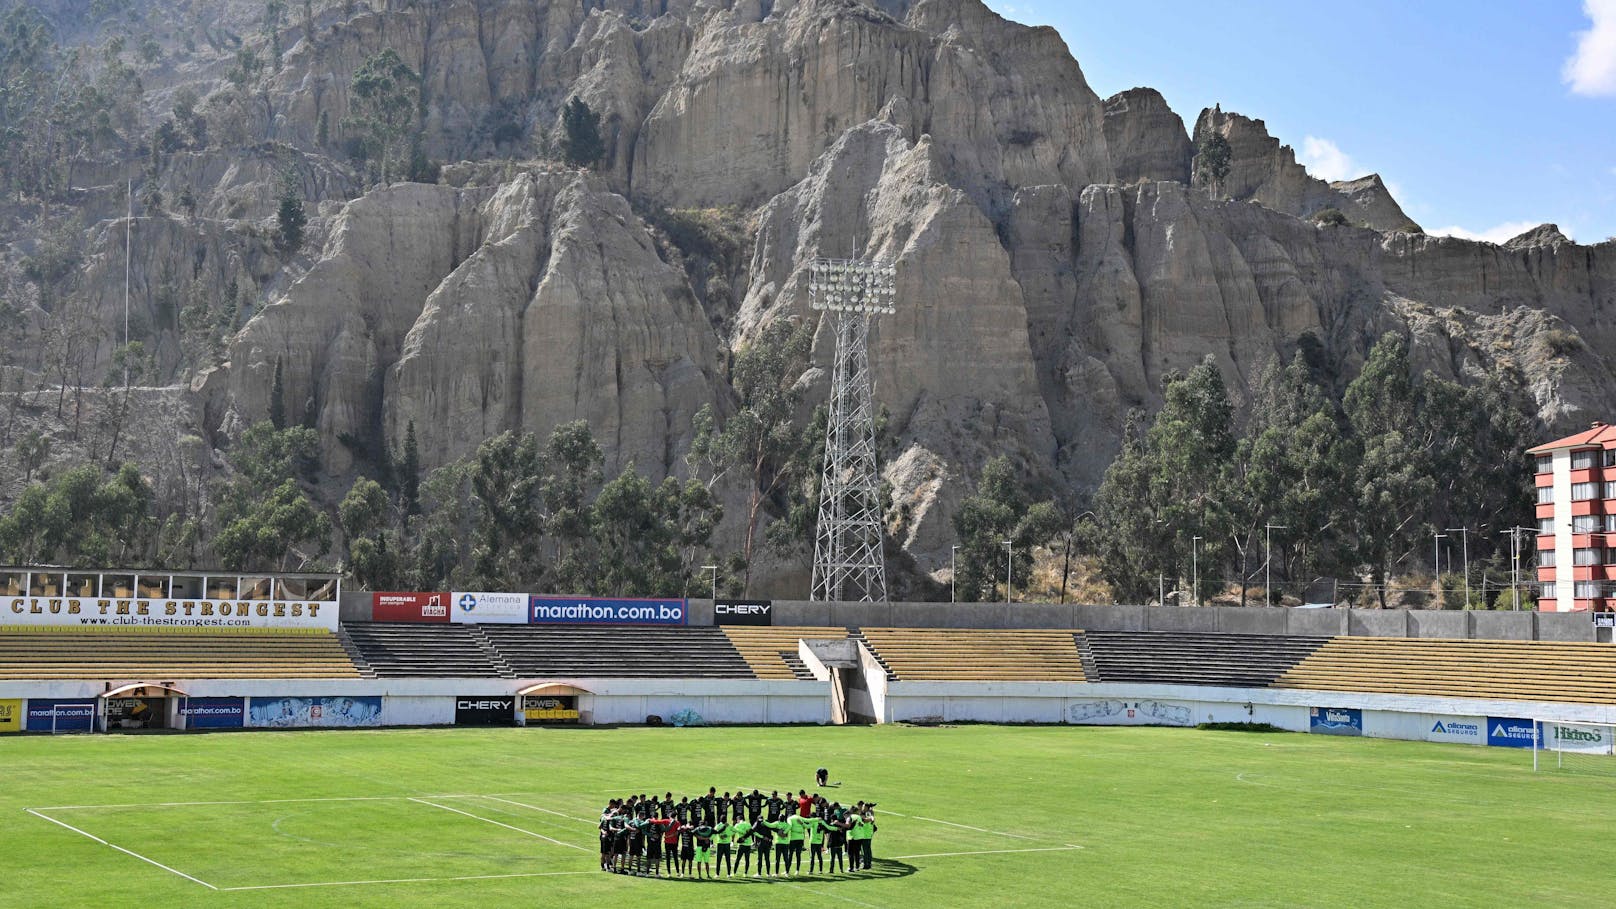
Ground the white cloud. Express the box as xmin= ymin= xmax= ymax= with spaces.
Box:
xmin=1298 ymin=136 xmax=1362 ymax=182
xmin=1431 ymin=220 xmax=1565 ymax=245
xmin=1564 ymin=0 xmax=1616 ymax=96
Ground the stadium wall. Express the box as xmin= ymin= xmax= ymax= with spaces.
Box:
xmin=335 ymin=591 xmax=1595 ymax=640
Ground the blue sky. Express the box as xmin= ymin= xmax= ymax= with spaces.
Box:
xmin=985 ymin=1 xmax=1616 ymax=244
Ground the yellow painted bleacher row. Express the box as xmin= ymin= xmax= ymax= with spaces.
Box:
xmin=1271 ymin=637 xmax=1616 ymax=705
xmin=721 ymin=626 xmax=849 ymax=679
xmin=0 ymin=629 xmax=361 ymax=679
xmin=858 ymin=628 xmax=1087 ymax=681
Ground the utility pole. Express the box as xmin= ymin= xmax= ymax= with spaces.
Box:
xmin=1265 ymin=522 xmax=1288 ymax=607
xmin=950 ymin=544 xmax=959 ymax=604
xmin=1192 ymin=535 xmax=1202 ymax=608
xmin=1445 ymin=527 xmax=1473 ymax=608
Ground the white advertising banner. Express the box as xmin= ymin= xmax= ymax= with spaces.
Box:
xmin=1422 ymin=715 xmax=1485 ymax=746
xmin=2 ymin=596 xmax=338 ymax=630
xmin=1541 ymin=722 xmax=1614 ymax=755
xmin=449 ymin=591 xmax=529 ymax=624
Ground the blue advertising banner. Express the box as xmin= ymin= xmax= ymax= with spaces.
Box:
xmin=181 ymin=697 xmax=245 ymax=729
xmin=25 ymin=700 xmax=96 ymax=732
xmin=529 ymin=597 xmax=687 ymax=625
xmin=248 ymin=696 xmax=383 ymax=728
xmin=1487 ymin=716 xmax=1539 ymax=748
xmin=1309 ymin=706 xmax=1362 ymax=736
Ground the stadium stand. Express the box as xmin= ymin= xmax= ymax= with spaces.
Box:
xmin=480 ymin=624 xmax=756 ymax=678
xmin=856 ymin=627 xmax=1087 ymax=681
xmin=341 ymin=623 xmax=508 ymax=678
xmin=720 ymin=626 xmax=850 ymax=680
xmin=0 ymin=628 xmax=360 ymax=679
xmin=1272 ymin=637 xmax=1616 ymax=705
xmin=1082 ymin=631 xmax=1329 ymax=687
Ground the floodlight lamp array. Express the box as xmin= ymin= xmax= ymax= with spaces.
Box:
xmin=809 ymin=258 xmax=897 ymax=314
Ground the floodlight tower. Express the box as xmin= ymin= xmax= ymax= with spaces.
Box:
xmin=809 ymin=258 xmax=897 ymax=603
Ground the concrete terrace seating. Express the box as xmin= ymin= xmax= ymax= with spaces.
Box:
xmin=1272 ymin=637 xmax=1616 ymax=705
xmin=0 ymin=628 xmax=360 ymax=679
xmin=857 ymin=628 xmax=1087 ymax=681
xmin=721 ymin=626 xmax=849 ymax=679
xmin=1082 ymin=631 xmax=1329 ymax=688
xmin=480 ymin=624 xmax=755 ymax=678
xmin=342 ymin=623 xmax=504 ymax=678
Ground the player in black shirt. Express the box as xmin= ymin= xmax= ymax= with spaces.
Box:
xmin=677 ymin=824 xmax=696 ymax=877
xmin=751 ymin=814 xmax=774 ymax=875
xmin=730 ymin=791 xmax=746 ymax=824
xmin=674 ymin=796 xmax=690 ymax=825
xmin=765 ymin=790 xmax=785 ymax=822
xmin=661 ymin=792 xmax=675 ymax=819
xmin=716 ymin=791 xmax=731 ymax=824
xmin=746 ymin=789 xmax=764 ymax=823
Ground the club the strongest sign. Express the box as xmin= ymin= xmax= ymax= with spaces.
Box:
xmin=4 ymin=596 xmax=338 ymax=630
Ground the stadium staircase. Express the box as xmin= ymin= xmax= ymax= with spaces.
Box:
xmin=341 ymin=623 xmax=508 ymax=678
xmin=0 ymin=627 xmax=360 ymax=679
xmin=335 ymin=625 xmax=377 ymax=678
xmin=1271 ymin=637 xmax=1616 ymax=705
xmin=479 ymin=624 xmax=755 ymax=678
xmin=846 ymin=628 xmax=895 ymax=680
xmin=855 ymin=628 xmax=1087 ymax=681
xmin=720 ymin=626 xmax=850 ymax=680
xmin=1082 ymin=631 xmax=1329 ymax=687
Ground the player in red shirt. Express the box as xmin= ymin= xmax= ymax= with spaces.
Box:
xmin=797 ymin=790 xmax=813 ymax=817
xmin=659 ymin=816 xmax=681 ymax=877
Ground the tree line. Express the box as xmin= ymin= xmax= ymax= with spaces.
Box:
xmin=1085 ymin=332 xmax=1536 ymax=607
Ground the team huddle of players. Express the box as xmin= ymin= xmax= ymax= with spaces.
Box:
xmin=598 ymin=787 xmax=878 ymax=879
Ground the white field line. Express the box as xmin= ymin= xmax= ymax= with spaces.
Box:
xmin=408 ymin=798 xmax=588 ymax=851
xmin=877 ymin=809 xmax=1039 ymax=841
xmin=781 ymin=880 xmax=886 ymax=909
xmin=483 ymin=796 xmax=597 ymax=824
xmin=24 ymin=809 xmax=217 ymax=890
xmin=35 ymin=795 xmax=478 ymax=811
xmin=890 ymin=844 xmax=1083 ymax=860
xmin=217 ymin=870 xmax=597 ymax=892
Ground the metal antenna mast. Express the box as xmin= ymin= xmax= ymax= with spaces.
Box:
xmin=809 ymin=258 xmax=896 ymax=603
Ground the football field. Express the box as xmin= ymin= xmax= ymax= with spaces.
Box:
xmin=5 ymin=724 xmax=1612 ymax=908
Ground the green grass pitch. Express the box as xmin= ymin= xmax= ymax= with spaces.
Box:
xmin=6 ymin=724 xmax=1613 ymax=908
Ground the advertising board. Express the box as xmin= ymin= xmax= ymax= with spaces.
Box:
xmin=450 ymin=592 xmax=529 ymax=624
xmin=372 ymin=592 xmax=450 ymax=623
xmin=1424 ymin=715 xmax=1485 ymax=745
xmin=1487 ymin=717 xmax=1538 ymax=748
xmin=523 ymin=695 xmax=580 ymax=723
xmin=714 ymin=599 xmax=774 ymax=626
xmin=1540 ymin=722 xmax=1613 ymax=754
xmin=104 ymin=697 xmax=162 ymax=730
xmin=455 ymin=695 xmax=517 ymax=725
xmin=1309 ymin=706 xmax=1363 ymax=736
xmin=25 ymin=700 xmax=96 ymax=732
xmin=529 ymin=597 xmax=687 ymax=625
xmin=1067 ymin=699 xmax=1194 ymax=727
xmin=3 ymin=596 xmax=336 ymax=630
xmin=0 ymin=699 xmax=20 ymax=733
xmin=248 ymin=696 xmax=383 ymax=728
xmin=181 ymin=697 xmax=245 ymax=729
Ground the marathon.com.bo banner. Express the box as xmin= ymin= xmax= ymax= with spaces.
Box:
xmin=529 ymin=597 xmax=687 ymax=625
xmin=450 ymin=592 xmax=528 ymax=624
xmin=455 ymin=696 xmax=516 ymax=725
xmin=714 ymin=599 xmax=773 ymax=626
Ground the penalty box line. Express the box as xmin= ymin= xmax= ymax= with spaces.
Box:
xmin=23 ymin=808 xmax=217 ymax=890
xmin=408 ymin=798 xmax=590 ymax=851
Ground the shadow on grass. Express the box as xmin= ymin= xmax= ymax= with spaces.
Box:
xmin=615 ymin=858 xmax=917 ymax=885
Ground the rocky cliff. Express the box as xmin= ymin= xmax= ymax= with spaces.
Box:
xmin=4 ymin=0 xmax=1613 ymax=592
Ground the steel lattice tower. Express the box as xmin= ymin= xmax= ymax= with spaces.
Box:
xmin=809 ymin=258 xmax=896 ymax=603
